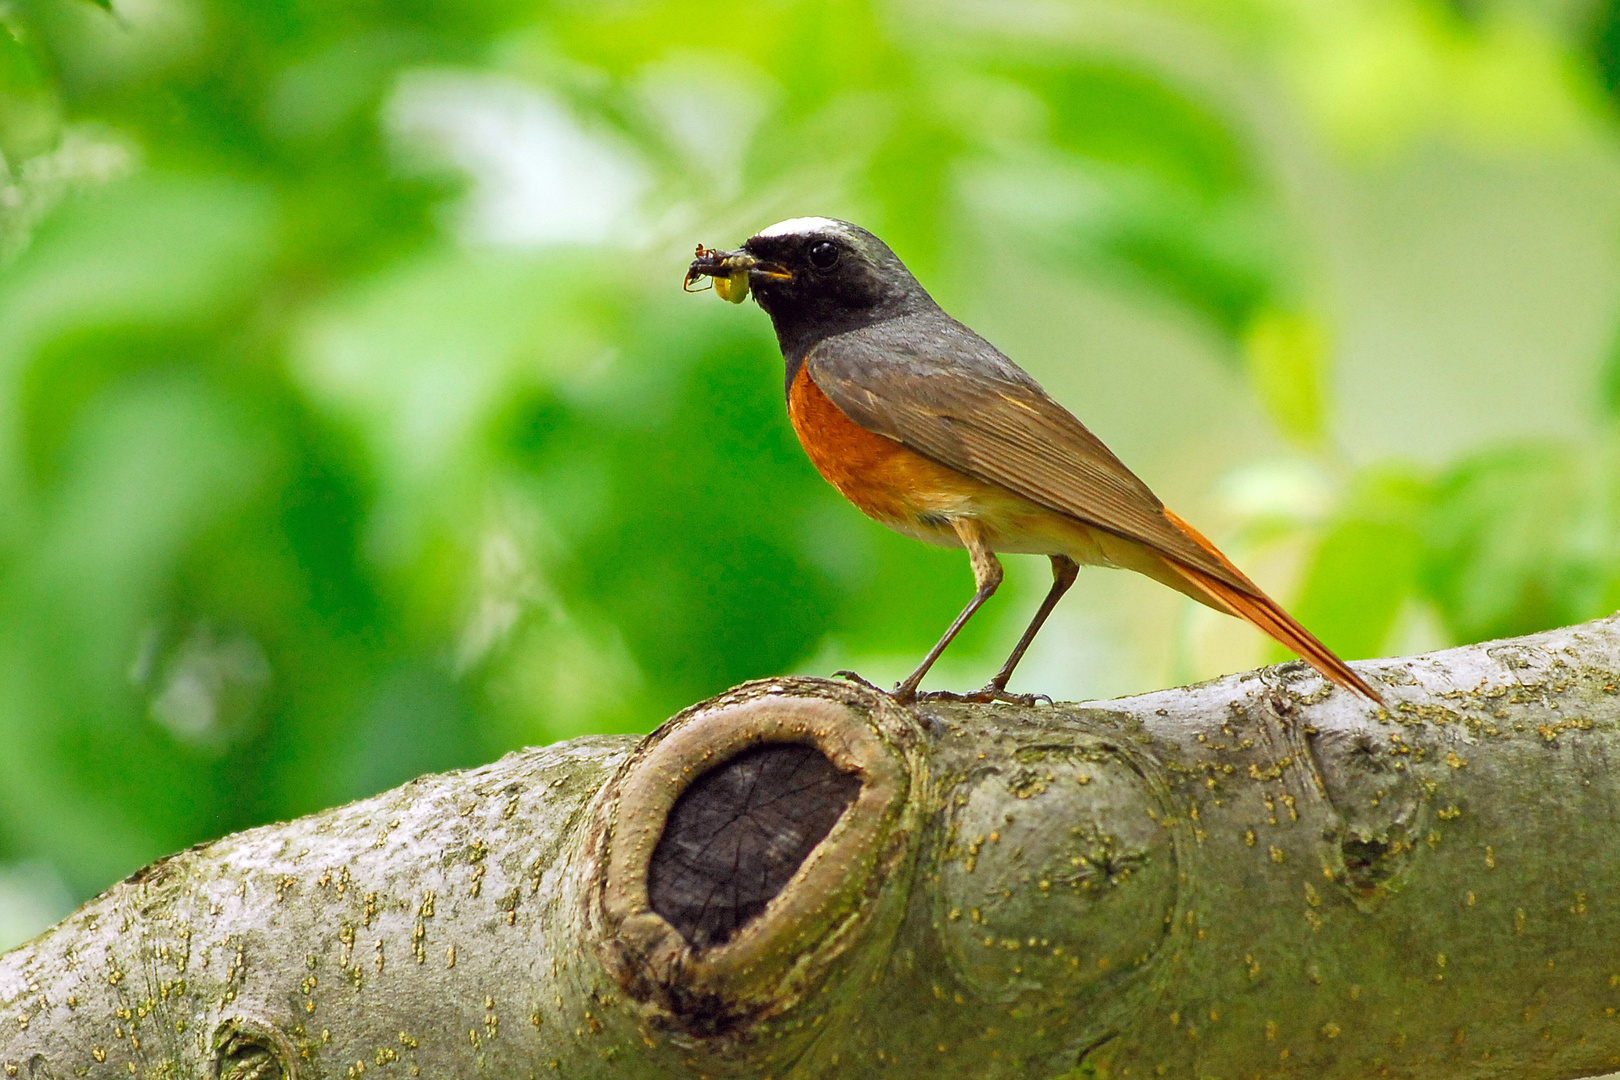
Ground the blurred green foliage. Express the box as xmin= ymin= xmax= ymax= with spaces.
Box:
xmin=0 ymin=0 xmax=1618 ymax=934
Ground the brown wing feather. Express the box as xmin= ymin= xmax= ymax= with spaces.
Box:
xmin=803 ymin=318 xmax=1256 ymax=593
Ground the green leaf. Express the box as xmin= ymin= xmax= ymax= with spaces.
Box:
xmin=857 ymin=113 xmax=965 ymax=280
xmin=1243 ymin=308 xmax=1328 ymax=447
xmin=1421 ymin=443 xmax=1620 ymax=644
xmin=1017 ymin=59 xmax=1255 ymax=201
xmin=1600 ymin=311 xmax=1620 ymax=418
xmin=0 ymin=13 xmax=61 ymax=165
xmin=0 ymin=173 xmax=276 ymax=362
xmin=1594 ymin=0 xmax=1620 ymax=105
xmin=1275 ymin=469 xmax=1429 ymax=662
xmin=986 ymin=59 xmax=1287 ymax=341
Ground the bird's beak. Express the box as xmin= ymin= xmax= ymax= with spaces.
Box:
xmin=684 ymin=247 xmax=793 ymax=304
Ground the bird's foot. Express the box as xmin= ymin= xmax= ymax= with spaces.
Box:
xmin=833 ymin=669 xmax=886 ymax=694
xmin=990 ymin=688 xmax=1054 ymax=707
xmin=834 ymin=670 xmax=924 ymax=705
xmin=919 ymin=685 xmax=1052 ymax=706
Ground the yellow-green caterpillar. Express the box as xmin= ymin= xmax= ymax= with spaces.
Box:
xmin=713 ymin=269 xmax=751 ymax=304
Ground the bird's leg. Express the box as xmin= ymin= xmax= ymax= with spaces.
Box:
xmin=955 ymin=554 xmax=1079 ymax=705
xmin=890 ymin=519 xmax=1001 ymax=705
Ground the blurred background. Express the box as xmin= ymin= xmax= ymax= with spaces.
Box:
xmin=0 ymin=0 xmax=1618 ymax=946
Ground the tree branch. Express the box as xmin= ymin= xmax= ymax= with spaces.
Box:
xmin=4 ymin=617 xmax=1620 ymax=1079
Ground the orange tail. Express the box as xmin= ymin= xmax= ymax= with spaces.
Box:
xmin=1161 ymin=511 xmax=1386 ymax=707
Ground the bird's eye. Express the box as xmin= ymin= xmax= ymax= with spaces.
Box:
xmin=808 ymin=241 xmax=839 ymax=270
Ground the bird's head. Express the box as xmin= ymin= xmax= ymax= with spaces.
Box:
xmin=686 ymin=218 xmax=934 ymax=358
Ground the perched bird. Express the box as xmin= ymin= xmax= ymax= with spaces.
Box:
xmin=686 ymin=218 xmax=1383 ymax=707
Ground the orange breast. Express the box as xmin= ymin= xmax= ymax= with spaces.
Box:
xmin=787 ymin=365 xmax=991 ymax=543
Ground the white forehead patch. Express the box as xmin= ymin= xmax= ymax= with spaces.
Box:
xmin=755 ymin=216 xmax=842 ymax=239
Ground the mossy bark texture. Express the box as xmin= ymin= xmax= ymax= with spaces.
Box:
xmin=4 ymin=618 xmax=1620 ymax=1080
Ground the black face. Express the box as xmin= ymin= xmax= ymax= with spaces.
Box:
xmin=739 ymin=220 xmax=934 ymax=363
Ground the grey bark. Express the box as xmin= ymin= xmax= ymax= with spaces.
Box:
xmin=4 ymin=617 xmax=1620 ymax=1080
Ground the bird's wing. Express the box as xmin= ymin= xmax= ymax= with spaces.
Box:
xmin=804 ymin=314 xmax=1258 ymax=594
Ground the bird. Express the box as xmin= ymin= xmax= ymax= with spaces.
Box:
xmin=684 ymin=217 xmax=1384 ymax=708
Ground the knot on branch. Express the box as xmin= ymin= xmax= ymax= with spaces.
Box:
xmin=213 ymin=1016 xmax=299 ymax=1080
xmin=586 ymin=677 xmax=925 ymax=1037
xmin=646 ymin=742 xmax=862 ymax=949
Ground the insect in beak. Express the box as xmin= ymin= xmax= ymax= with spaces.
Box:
xmin=684 ymin=245 xmax=792 ymax=304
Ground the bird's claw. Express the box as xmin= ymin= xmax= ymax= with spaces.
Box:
xmin=833 ymin=670 xmax=923 ymax=705
xmin=993 ymin=689 xmax=1054 ymax=706
xmin=833 ymin=670 xmax=1053 ymax=707
xmin=833 ymin=669 xmax=885 ymax=693
xmin=919 ymin=685 xmax=1052 ymax=706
